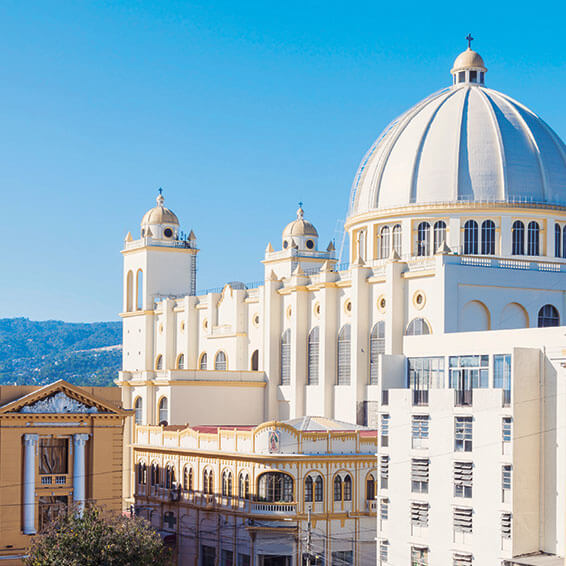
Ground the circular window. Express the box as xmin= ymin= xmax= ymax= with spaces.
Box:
xmin=286 ymin=305 xmax=293 ymax=320
xmin=180 ymin=321 xmax=185 ymax=332
xmin=253 ymin=313 xmax=260 ymax=327
xmin=283 ymin=241 xmax=288 ymax=249
xmin=306 ymin=239 xmax=314 ymax=250
xmin=159 ymin=323 xmax=164 ymax=334
xmin=203 ymin=318 xmax=208 ymax=330
xmin=377 ymin=295 xmax=386 ymax=313
xmin=164 ymin=228 xmax=173 ymax=238
xmin=413 ymin=290 xmax=426 ymax=310
xmin=344 ymin=299 xmax=352 ymax=314
xmin=314 ymin=302 xmax=321 ymax=317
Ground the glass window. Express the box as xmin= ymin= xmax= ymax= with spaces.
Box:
xmin=411 ymin=459 xmax=429 ymax=493
xmin=449 ymin=356 xmax=489 ymax=389
xmin=562 ymin=226 xmax=566 ymax=259
xmin=380 ymin=414 xmax=390 ymax=447
xmin=380 ymin=226 xmax=391 ymax=259
xmin=307 ymin=327 xmax=319 ymax=385
xmin=136 ymin=270 xmax=144 ymax=311
xmin=38 ymin=496 xmax=68 ymax=532
xmin=433 ymin=221 xmax=446 ymax=254
xmin=412 ymin=415 xmax=430 ymax=449
xmin=199 ymin=353 xmax=208 ymax=370
xmin=392 ymin=224 xmax=402 ymax=255
xmin=155 ymin=355 xmax=163 ymax=370
xmin=183 ymin=466 xmax=193 ymax=491
xmin=337 ymin=325 xmax=351 ymax=385
xmin=502 ymin=465 xmax=512 ymax=491
xmin=538 ymin=304 xmax=560 ymax=327
xmin=469 ymin=70 xmax=477 ymax=82
xmin=380 ymin=498 xmax=389 ymax=520
xmin=380 ymin=456 xmax=389 ymax=489
xmin=405 ymin=318 xmax=431 ymax=336
xmin=366 ymin=475 xmax=375 ymax=500
xmin=464 ymin=220 xmax=478 ymax=254
xmin=455 ymin=416 xmax=473 ymax=452
xmin=555 ymin=223 xmax=561 ymax=258
xmin=527 ymin=221 xmax=540 ymax=256
xmin=334 ymin=476 xmax=342 ymax=501
xmin=454 ymin=461 xmax=473 ymax=498
xmin=134 ymin=397 xmax=143 ymax=426
xmin=481 ymin=220 xmax=495 ymax=255
xmin=215 ymin=351 xmax=227 ymax=371
xmin=502 ymin=417 xmax=512 ymax=443
xmin=280 ymin=329 xmax=291 ymax=385
xmin=369 ymin=322 xmax=385 ymax=385
xmin=257 ymin=472 xmax=294 ymax=502
xmin=411 ymin=547 xmax=428 ymax=566
xmin=314 ymin=476 xmax=323 ymax=502
xmin=158 ymin=397 xmax=168 ymax=425
xmin=494 ymin=354 xmax=512 ymax=405
xmin=38 ymin=438 xmax=68 ymax=475
xmin=305 ymin=476 xmax=313 ymax=503
xmin=417 ymin=222 xmax=431 ymax=256
xmin=501 ymin=513 xmax=512 ymax=539
xmin=343 ymin=475 xmax=352 ymax=501
xmin=453 ymin=507 xmax=473 ymax=533
xmin=411 ymin=502 xmax=429 ymax=527
xmin=512 ymin=221 xmax=525 ymax=255
xmin=177 ymin=354 xmax=185 ymax=369
xmin=379 ymin=541 xmax=389 ymax=564
xmin=222 ymin=470 xmax=232 ymax=496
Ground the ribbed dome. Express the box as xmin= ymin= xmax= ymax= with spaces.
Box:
xmin=283 ymin=206 xmax=318 ymax=237
xmin=451 ymin=48 xmax=486 ymax=72
xmin=141 ymin=193 xmax=179 ymax=226
xmin=349 ymin=84 xmax=566 ymax=217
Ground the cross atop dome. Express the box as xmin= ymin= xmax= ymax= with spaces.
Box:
xmin=466 ymin=33 xmax=474 ymax=49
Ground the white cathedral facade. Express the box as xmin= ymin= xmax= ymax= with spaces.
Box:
xmin=119 ymin=45 xmax=566 ymax=565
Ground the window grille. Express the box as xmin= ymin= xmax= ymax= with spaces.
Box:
xmin=502 ymin=417 xmax=512 ymax=443
xmin=455 ymin=417 xmax=473 ymax=452
xmin=380 ymin=225 xmax=391 ymax=259
xmin=453 ymin=552 xmax=473 ymax=566
xmin=405 ymin=318 xmax=431 ymax=336
xmin=454 ymin=461 xmax=473 ymax=498
xmin=512 ymin=221 xmax=525 ymax=255
xmin=392 ymin=224 xmax=402 ymax=255
xmin=380 ymin=414 xmax=390 ymax=447
xmin=411 ymin=547 xmax=428 ymax=566
xmin=481 ymin=220 xmax=496 ymax=255
xmin=411 ymin=459 xmax=429 ymax=493
xmin=412 ymin=415 xmax=430 ymax=448
xmin=369 ymin=322 xmax=385 ymax=385
xmin=417 ymin=222 xmax=431 ymax=256
xmin=502 ymin=465 xmax=512 ymax=491
xmin=380 ymin=456 xmax=389 ymax=489
xmin=379 ymin=541 xmax=389 ymax=563
xmin=453 ymin=507 xmax=473 ymax=533
xmin=337 ymin=325 xmax=351 ymax=385
xmin=464 ymin=220 xmax=478 ymax=254
xmin=380 ymin=498 xmax=389 ymax=521
xmin=433 ymin=221 xmax=446 ymax=253
xmin=538 ymin=304 xmax=560 ymax=328
xmin=307 ymin=327 xmax=320 ymax=385
xmin=280 ymin=329 xmax=291 ymax=385
xmin=527 ymin=221 xmax=540 ymax=256
xmin=411 ymin=502 xmax=429 ymax=527
xmin=501 ymin=512 xmax=512 ymax=539
xmin=215 ymin=351 xmax=227 ymax=371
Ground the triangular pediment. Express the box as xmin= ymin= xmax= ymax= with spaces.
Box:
xmin=0 ymin=380 xmax=128 ymax=416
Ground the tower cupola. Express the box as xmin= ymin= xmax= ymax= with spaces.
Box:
xmin=140 ymin=189 xmax=180 ymax=240
xmin=282 ymin=204 xmax=319 ymax=251
xmin=451 ymin=34 xmax=487 ymax=86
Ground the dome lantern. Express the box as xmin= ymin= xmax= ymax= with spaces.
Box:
xmin=282 ymin=203 xmax=319 ymax=252
xmin=140 ymin=188 xmax=180 ymax=240
xmin=451 ymin=34 xmax=487 ymax=86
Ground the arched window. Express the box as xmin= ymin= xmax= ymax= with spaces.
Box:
xmin=343 ymin=475 xmax=352 ymax=501
xmin=392 ymin=224 xmax=402 ymax=255
xmin=305 ymin=476 xmax=314 ymax=503
xmin=176 ymin=354 xmax=185 ymax=370
xmin=562 ymin=226 xmax=566 ymax=259
xmin=512 ymin=221 xmax=525 ymax=255
xmin=417 ymin=222 xmax=430 ymax=256
xmin=337 ymin=325 xmax=351 ymax=386
xmin=280 ymin=329 xmax=291 ymax=385
xmin=222 ymin=470 xmax=232 ymax=496
xmin=137 ymin=461 xmax=144 ymax=485
xmin=183 ymin=466 xmax=193 ymax=491
xmin=141 ymin=462 xmax=147 ymax=485
xmin=214 ymin=351 xmax=227 ymax=371
xmin=307 ymin=327 xmax=320 ymax=385
xmin=126 ymin=271 xmax=134 ymax=312
xmin=151 ymin=463 xmax=159 ymax=486
xmin=136 ymin=269 xmax=144 ymax=311
xmin=538 ymin=304 xmax=560 ymax=327
xmin=405 ymin=318 xmax=431 ymax=336
xmin=203 ymin=469 xmax=214 ymax=494
xmin=366 ymin=474 xmax=376 ymax=500
xmin=481 ymin=220 xmax=496 ymax=255
xmin=369 ymin=322 xmax=385 ymax=385
xmin=155 ymin=355 xmax=163 ymax=371
xmin=334 ymin=476 xmax=342 ymax=501
xmin=433 ymin=221 xmax=446 ymax=253
xmin=527 ymin=221 xmax=540 ymax=256
xmin=357 ymin=229 xmax=366 ymax=261
xmin=555 ymin=224 xmax=561 ymax=258
xmin=250 ymin=350 xmax=259 ymax=371
xmin=314 ymin=476 xmax=323 ymax=502
xmin=134 ymin=397 xmax=143 ymax=426
xmin=158 ymin=397 xmax=168 ymax=425
xmin=380 ymin=226 xmax=390 ymax=259
xmin=203 ymin=470 xmax=209 ymax=494
xmin=257 ymin=472 xmax=294 ymax=502
xmin=239 ymin=472 xmax=250 ymax=499
xmin=165 ymin=464 xmax=175 ymax=489
xmin=199 ymin=353 xmax=208 ymax=370
xmin=464 ymin=220 xmax=478 ymax=254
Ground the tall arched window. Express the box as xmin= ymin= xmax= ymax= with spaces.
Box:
xmin=250 ymin=350 xmax=259 ymax=371
xmin=151 ymin=463 xmax=159 ymax=486
xmin=512 ymin=221 xmax=525 ymax=255
xmin=134 ymin=397 xmax=143 ymax=426
xmin=527 ymin=221 xmax=540 ymax=256
xmin=203 ymin=470 xmax=210 ymax=494
xmin=307 ymin=327 xmax=320 ymax=385
xmin=222 ymin=470 xmax=232 ymax=496
xmin=392 ymin=224 xmax=402 ymax=255
xmin=334 ymin=476 xmax=342 ymax=501
xmin=481 ymin=220 xmax=496 ymax=255
xmin=405 ymin=318 xmax=431 ymax=336
xmin=183 ymin=466 xmax=193 ymax=491
xmin=257 ymin=472 xmax=294 ymax=502
xmin=136 ymin=269 xmax=143 ymax=311
xmin=214 ymin=351 xmax=227 ymax=371
xmin=239 ymin=472 xmax=250 ymax=499
xmin=199 ymin=353 xmax=208 ymax=370
xmin=155 ymin=355 xmax=163 ymax=370
xmin=369 ymin=321 xmax=385 ymax=385
xmin=538 ymin=304 xmax=560 ymax=327
xmin=562 ymin=226 xmax=566 ymax=259
xmin=464 ymin=220 xmax=478 ymax=254
xmin=433 ymin=221 xmax=446 ymax=253
xmin=314 ymin=476 xmax=323 ymax=502
xmin=158 ymin=397 xmax=168 ymax=425
xmin=280 ymin=329 xmax=291 ymax=385
xmin=343 ymin=475 xmax=352 ymax=501
xmin=176 ymin=354 xmax=185 ymax=370
xmin=337 ymin=325 xmax=351 ymax=385
xmin=417 ymin=222 xmax=430 ymax=256
xmin=555 ymin=223 xmax=561 ymax=258
xmin=126 ymin=270 xmax=134 ymax=312
xmin=366 ymin=474 xmax=376 ymax=500
xmin=357 ymin=229 xmax=366 ymax=261
xmin=305 ymin=476 xmax=314 ymax=503
xmin=380 ymin=226 xmax=390 ymax=259
xmin=165 ymin=464 xmax=175 ymax=489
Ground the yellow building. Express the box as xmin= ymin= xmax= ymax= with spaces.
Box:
xmin=0 ymin=380 xmax=129 ymax=564
xmin=133 ymin=417 xmax=377 ymax=565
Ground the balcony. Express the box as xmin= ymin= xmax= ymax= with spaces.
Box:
xmin=39 ymin=474 xmax=68 ymax=487
xmin=412 ymin=390 xmax=429 ymax=407
xmin=454 ymin=389 xmax=473 ymax=407
xmin=366 ymin=499 xmax=377 ymax=513
xmin=250 ymin=502 xmax=296 ymax=515
xmin=502 ymin=389 xmax=511 ymax=407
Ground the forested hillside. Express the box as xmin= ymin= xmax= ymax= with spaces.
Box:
xmin=0 ymin=318 xmax=122 ymax=387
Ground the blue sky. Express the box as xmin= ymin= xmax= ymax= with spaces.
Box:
xmin=1 ymin=0 xmax=565 ymax=322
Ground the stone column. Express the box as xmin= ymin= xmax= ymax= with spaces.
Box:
xmin=23 ymin=434 xmax=38 ymax=534
xmin=73 ymin=434 xmax=90 ymax=511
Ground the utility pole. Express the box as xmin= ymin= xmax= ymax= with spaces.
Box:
xmin=305 ymin=506 xmax=312 ymax=566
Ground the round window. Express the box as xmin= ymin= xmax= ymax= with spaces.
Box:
xmin=380 ymin=298 xmax=386 ymax=309
xmin=164 ymin=228 xmax=173 ymax=238
xmin=345 ymin=300 xmax=352 ymax=313
xmin=283 ymin=241 xmax=288 ymax=249
xmin=306 ymin=239 xmax=314 ymax=249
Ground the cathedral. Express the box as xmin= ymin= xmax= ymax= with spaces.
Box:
xmin=120 ymin=42 xmax=566 ymax=565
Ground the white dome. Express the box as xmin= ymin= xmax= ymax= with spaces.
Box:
xmin=349 ymin=82 xmax=566 ymax=218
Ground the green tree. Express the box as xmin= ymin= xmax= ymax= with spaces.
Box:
xmin=25 ymin=505 xmax=172 ymax=566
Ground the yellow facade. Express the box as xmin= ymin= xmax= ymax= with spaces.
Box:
xmin=0 ymin=380 xmax=129 ymax=564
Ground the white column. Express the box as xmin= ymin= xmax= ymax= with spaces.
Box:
xmin=23 ymin=434 xmax=38 ymax=534
xmin=73 ymin=434 xmax=90 ymax=511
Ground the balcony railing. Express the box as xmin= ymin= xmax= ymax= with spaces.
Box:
xmin=366 ymin=499 xmax=377 ymax=512
xmin=250 ymin=502 xmax=296 ymax=514
xmin=454 ymin=389 xmax=473 ymax=407
xmin=502 ymin=389 xmax=511 ymax=407
xmin=412 ymin=389 xmax=429 ymax=406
